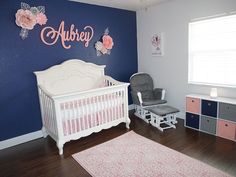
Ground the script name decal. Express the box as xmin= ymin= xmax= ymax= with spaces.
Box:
xmin=41 ymin=21 xmax=94 ymax=49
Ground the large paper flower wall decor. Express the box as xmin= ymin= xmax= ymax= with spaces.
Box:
xmin=95 ymin=28 xmax=114 ymax=56
xmin=15 ymin=2 xmax=48 ymax=39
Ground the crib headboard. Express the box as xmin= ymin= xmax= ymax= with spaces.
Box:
xmin=34 ymin=59 xmax=106 ymax=95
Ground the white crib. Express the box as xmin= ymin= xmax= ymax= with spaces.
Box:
xmin=34 ymin=59 xmax=130 ymax=155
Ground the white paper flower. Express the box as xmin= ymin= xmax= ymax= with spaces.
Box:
xmin=95 ymin=28 xmax=114 ymax=56
xmin=95 ymin=41 xmax=104 ymax=51
xmin=100 ymin=47 xmax=108 ymax=54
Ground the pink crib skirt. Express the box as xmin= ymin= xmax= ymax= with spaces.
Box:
xmin=60 ymin=95 xmax=124 ymax=136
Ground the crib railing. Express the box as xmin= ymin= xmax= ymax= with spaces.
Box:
xmin=37 ymin=76 xmax=129 ymax=145
xmin=38 ymin=88 xmax=58 ymax=139
xmin=58 ymin=88 xmax=125 ymax=136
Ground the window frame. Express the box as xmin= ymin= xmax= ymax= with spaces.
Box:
xmin=188 ymin=14 xmax=236 ymax=88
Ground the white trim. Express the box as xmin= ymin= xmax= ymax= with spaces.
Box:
xmin=0 ymin=130 xmax=43 ymax=150
xmin=188 ymin=81 xmax=236 ymax=89
xmin=191 ymin=12 xmax=236 ymax=22
xmin=0 ymin=105 xmax=134 ymax=151
xmin=129 ymin=104 xmax=135 ymax=110
xmin=0 ymin=105 xmax=181 ymax=150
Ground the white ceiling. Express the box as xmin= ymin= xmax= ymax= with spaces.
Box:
xmin=69 ymin=0 xmax=170 ymax=11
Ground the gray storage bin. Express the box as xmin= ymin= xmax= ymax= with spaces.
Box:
xmin=219 ymin=102 xmax=236 ymax=122
xmin=200 ymin=115 xmax=217 ymax=135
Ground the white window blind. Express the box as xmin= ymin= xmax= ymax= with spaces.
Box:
xmin=188 ymin=14 xmax=236 ymax=88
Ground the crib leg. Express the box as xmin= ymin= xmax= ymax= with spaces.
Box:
xmin=57 ymin=141 xmax=64 ymax=155
xmin=41 ymin=127 xmax=48 ymax=138
xmin=126 ymin=117 xmax=131 ymax=129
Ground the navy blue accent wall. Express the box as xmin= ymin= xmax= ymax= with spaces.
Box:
xmin=0 ymin=0 xmax=137 ymax=141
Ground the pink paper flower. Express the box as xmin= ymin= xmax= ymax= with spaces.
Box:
xmin=15 ymin=9 xmax=36 ymax=30
xmin=36 ymin=12 xmax=48 ymax=26
xmin=102 ymin=35 xmax=114 ymax=49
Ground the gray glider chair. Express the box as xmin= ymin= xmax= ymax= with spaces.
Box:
xmin=130 ymin=73 xmax=167 ymax=122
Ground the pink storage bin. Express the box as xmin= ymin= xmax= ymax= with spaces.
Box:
xmin=217 ymin=119 xmax=236 ymax=141
xmin=186 ymin=97 xmax=200 ymax=114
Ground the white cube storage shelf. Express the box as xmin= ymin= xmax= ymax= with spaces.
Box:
xmin=185 ymin=94 xmax=236 ymax=142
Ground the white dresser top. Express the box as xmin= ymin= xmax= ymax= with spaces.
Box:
xmin=186 ymin=94 xmax=236 ymax=105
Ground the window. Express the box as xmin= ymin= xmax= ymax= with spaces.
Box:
xmin=188 ymin=14 xmax=236 ymax=88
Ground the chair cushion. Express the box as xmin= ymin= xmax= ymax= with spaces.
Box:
xmin=146 ymin=105 xmax=179 ymax=116
xmin=130 ymin=73 xmax=154 ymax=92
xmin=142 ymin=99 xmax=167 ymax=106
xmin=141 ymin=90 xmax=154 ymax=100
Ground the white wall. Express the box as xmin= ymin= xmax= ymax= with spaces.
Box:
xmin=137 ymin=0 xmax=236 ymax=118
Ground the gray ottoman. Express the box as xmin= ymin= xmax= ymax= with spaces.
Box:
xmin=146 ymin=105 xmax=179 ymax=131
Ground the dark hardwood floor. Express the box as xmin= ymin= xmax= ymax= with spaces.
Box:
xmin=1 ymin=112 xmax=236 ymax=177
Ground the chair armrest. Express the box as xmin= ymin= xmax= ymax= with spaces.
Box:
xmin=137 ymin=92 xmax=143 ymax=105
xmin=153 ymin=88 xmax=166 ymax=100
xmin=131 ymin=91 xmax=143 ymax=106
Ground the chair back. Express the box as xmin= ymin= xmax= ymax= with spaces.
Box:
xmin=130 ymin=73 xmax=154 ymax=105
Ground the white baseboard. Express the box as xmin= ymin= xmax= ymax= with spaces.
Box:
xmin=128 ymin=104 xmax=135 ymax=110
xmin=1 ymin=105 xmax=135 ymax=151
xmin=0 ymin=130 xmax=43 ymax=150
xmin=0 ymin=104 xmax=177 ymax=151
